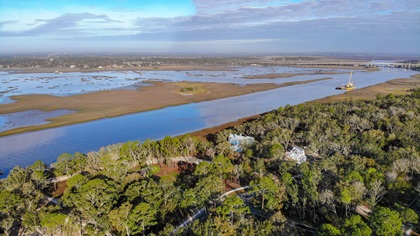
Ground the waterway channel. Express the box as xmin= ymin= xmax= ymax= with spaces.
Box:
xmin=0 ymin=68 xmax=416 ymax=177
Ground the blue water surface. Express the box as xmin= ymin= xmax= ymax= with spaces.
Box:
xmin=0 ymin=68 xmax=416 ymax=177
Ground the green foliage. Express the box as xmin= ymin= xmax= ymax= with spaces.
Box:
xmin=369 ymin=207 xmax=403 ymax=236
xmin=343 ymin=171 xmax=364 ymax=183
xmin=130 ymin=202 xmax=157 ymax=235
xmin=65 ymin=178 xmax=117 ymax=229
xmin=317 ymin=224 xmax=341 ymax=236
xmin=250 ymin=175 xmax=284 ymax=211
xmin=119 ymin=141 xmax=139 ymax=159
xmin=269 ymin=143 xmax=285 ymax=158
xmin=400 ymin=208 xmax=419 ymax=224
xmin=216 ymin=196 xmax=250 ymax=218
xmin=54 ymin=153 xmax=72 ymax=176
xmin=149 ymin=165 xmax=161 ymax=175
xmin=342 ymin=215 xmax=372 ymax=236
xmin=0 ymin=190 xmax=23 ymax=217
xmin=40 ymin=213 xmax=67 ymax=233
xmin=180 ymin=86 xmax=198 ymax=92
xmin=1 ymin=90 xmax=419 ymax=234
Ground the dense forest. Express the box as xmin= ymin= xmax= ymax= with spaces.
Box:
xmin=1 ymin=89 xmax=419 ymax=236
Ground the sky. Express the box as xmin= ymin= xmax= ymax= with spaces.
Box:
xmin=0 ymin=0 xmax=419 ymax=55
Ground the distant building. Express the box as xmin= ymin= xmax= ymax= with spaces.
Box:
xmin=229 ymin=134 xmax=254 ymax=152
xmin=285 ymin=146 xmax=307 ymax=164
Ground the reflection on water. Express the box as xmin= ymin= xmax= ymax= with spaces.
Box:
xmin=0 ymin=67 xmax=344 ymax=104
xmin=0 ymin=128 xmax=65 ymax=170
xmin=0 ymin=104 xmax=205 ymax=177
xmin=139 ymin=67 xmax=346 ymax=84
xmin=0 ymin=109 xmax=74 ymax=132
xmin=0 ymin=68 xmax=416 ymax=177
xmin=0 ymin=71 xmax=144 ymax=104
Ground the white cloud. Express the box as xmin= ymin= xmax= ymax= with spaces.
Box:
xmin=0 ymin=0 xmax=418 ymax=54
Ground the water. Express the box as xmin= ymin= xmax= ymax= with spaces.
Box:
xmin=0 ymin=109 xmax=74 ymax=132
xmin=0 ymin=67 xmax=344 ymax=104
xmin=0 ymin=68 xmax=416 ymax=177
xmin=0 ymin=71 xmax=143 ymax=104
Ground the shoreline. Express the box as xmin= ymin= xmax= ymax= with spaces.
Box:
xmin=189 ymin=76 xmax=420 ymax=141
xmin=0 ymin=62 xmax=378 ymax=74
xmin=0 ymin=65 xmax=236 ymax=74
xmin=0 ymin=77 xmax=330 ymax=136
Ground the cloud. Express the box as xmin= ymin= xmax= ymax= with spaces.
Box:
xmin=0 ymin=20 xmax=18 ymax=28
xmin=0 ymin=13 xmax=121 ymax=37
xmin=131 ymin=0 xmax=419 ymax=34
xmin=0 ymin=0 xmax=418 ymax=54
xmin=2 ymin=0 xmax=418 ymax=38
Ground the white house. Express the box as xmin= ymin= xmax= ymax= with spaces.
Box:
xmin=285 ymin=146 xmax=307 ymax=164
xmin=229 ymin=134 xmax=254 ymax=152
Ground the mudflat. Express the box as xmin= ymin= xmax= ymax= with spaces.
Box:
xmin=0 ymin=78 xmax=329 ymax=136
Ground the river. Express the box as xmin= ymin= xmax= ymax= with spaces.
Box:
xmin=0 ymin=68 xmax=416 ymax=177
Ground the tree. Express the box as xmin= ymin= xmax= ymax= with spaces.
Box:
xmin=100 ymin=146 xmax=131 ymax=184
xmin=120 ymin=141 xmax=140 ymax=159
xmin=109 ymin=202 xmax=133 ymax=236
xmin=210 ymin=216 xmax=237 ymax=236
xmin=139 ymin=179 xmax=163 ymax=209
xmin=0 ymin=217 xmax=15 ymax=236
xmin=342 ymin=215 xmax=372 ymax=236
xmin=129 ymin=202 xmax=157 ymax=236
xmin=216 ymin=196 xmax=250 ymax=224
xmin=250 ymin=175 xmax=284 ymax=211
xmin=67 ymin=178 xmax=117 ymax=230
xmin=269 ymin=143 xmax=285 ymax=159
xmin=296 ymin=163 xmax=323 ymax=221
xmin=180 ymin=188 xmax=200 ymax=208
xmin=400 ymin=208 xmax=418 ymax=225
xmin=367 ymin=180 xmax=386 ymax=209
xmin=71 ymin=152 xmax=88 ymax=173
xmin=40 ymin=213 xmax=68 ymax=235
xmin=159 ymin=183 xmax=182 ymax=216
xmin=338 ymin=171 xmax=366 ymax=216
xmin=212 ymin=154 xmax=235 ymax=181
xmin=4 ymin=166 xmax=29 ymax=191
xmin=339 ymin=188 xmax=352 ymax=216
xmin=281 ymin=172 xmax=299 ymax=210
xmin=21 ymin=211 xmax=41 ymax=235
xmin=0 ymin=190 xmax=23 ymax=217
xmin=317 ymin=224 xmax=341 ymax=236
xmin=54 ymin=153 xmax=72 ymax=176
xmin=194 ymin=175 xmax=225 ymax=205
xmin=369 ymin=207 xmax=402 ymax=236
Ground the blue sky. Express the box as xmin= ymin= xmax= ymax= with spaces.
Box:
xmin=0 ymin=0 xmax=419 ymax=55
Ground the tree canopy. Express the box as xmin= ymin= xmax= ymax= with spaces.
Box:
xmin=1 ymin=89 xmax=419 ymax=235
